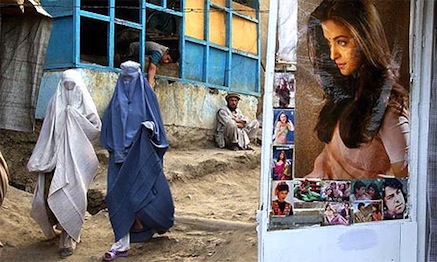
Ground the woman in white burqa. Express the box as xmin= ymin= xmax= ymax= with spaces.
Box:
xmin=27 ymin=69 xmax=101 ymax=258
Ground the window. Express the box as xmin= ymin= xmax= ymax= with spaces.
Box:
xmin=42 ymin=0 xmax=259 ymax=94
xmin=184 ymin=0 xmax=260 ymax=94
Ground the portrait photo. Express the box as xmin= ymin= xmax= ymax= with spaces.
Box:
xmin=271 ymin=181 xmax=294 ymax=217
xmin=294 ymin=0 xmax=411 ymax=180
xmin=273 ymin=72 xmax=295 ymax=108
xmin=382 ymin=178 xmax=408 ymax=220
xmin=273 ymin=109 xmax=295 ymax=145
xmin=272 ymin=146 xmax=294 ymax=180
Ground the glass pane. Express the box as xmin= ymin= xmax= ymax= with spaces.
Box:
xmin=167 ymin=0 xmax=181 ymax=11
xmin=115 ymin=26 xmax=141 ymax=68
xmin=80 ymin=17 xmax=108 ymax=66
xmin=146 ymin=8 xmax=180 ymax=40
xmin=81 ymin=0 xmax=109 ymax=16
xmin=115 ymin=0 xmax=140 ymax=23
xmin=147 ymin=0 xmax=162 ymax=5
xmin=232 ymin=0 xmax=257 ymax=19
xmin=233 ymin=0 xmax=257 ymax=9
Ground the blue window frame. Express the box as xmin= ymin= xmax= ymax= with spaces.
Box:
xmin=41 ymin=0 xmax=260 ymax=95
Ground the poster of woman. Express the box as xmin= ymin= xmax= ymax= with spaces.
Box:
xmin=274 ymin=72 xmax=296 ymax=108
xmin=295 ymin=0 xmax=410 ymax=180
xmin=273 ymin=109 xmax=295 ymax=145
xmin=272 ymin=146 xmax=294 ymax=180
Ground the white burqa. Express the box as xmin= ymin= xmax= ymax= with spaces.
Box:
xmin=27 ymin=69 xmax=101 ymax=241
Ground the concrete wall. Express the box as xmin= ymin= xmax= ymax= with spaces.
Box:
xmin=36 ymin=69 xmax=259 ymax=149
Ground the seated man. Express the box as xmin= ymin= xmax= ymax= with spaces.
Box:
xmin=215 ymin=92 xmax=259 ymax=151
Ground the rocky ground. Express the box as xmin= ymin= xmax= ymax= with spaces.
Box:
xmin=0 ymin=130 xmax=261 ymax=262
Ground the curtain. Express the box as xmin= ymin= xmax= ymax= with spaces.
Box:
xmin=0 ymin=14 xmax=51 ymax=132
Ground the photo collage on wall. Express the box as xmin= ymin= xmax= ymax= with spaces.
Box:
xmin=270 ymin=175 xmax=410 ymax=228
xmin=269 ymin=71 xmax=296 ymax=219
xmin=268 ymin=72 xmax=410 ymax=229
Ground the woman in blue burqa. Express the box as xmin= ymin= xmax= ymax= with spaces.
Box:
xmin=100 ymin=61 xmax=174 ymax=261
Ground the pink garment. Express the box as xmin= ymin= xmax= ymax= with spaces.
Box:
xmin=308 ymin=105 xmax=409 ymax=179
xmin=274 ymin=161 xmax=290 ymax=180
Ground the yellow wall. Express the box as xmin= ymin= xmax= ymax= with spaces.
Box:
xmin=184 ymin=0 xmax=257 ymax=54
xmin=209 ymin=7 xmax=226 ymax=46
xmin=232 ymin=16 xmax=257 ymax=54
xmin=185 ymin=0 xmax=205 ymax=40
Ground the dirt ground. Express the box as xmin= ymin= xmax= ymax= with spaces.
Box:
xmin=0 ymin=144 xmax=261 ymax=262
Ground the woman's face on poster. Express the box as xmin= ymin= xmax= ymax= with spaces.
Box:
xmin=280 ymin=113 xmax=287 ymax=123
xmin=277 ymin=190 xmax=288 ymax=201
xmin=321 ymin=19 xmax=364 ymax=76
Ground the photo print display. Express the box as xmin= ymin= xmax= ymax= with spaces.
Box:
xmin=322 ymin=202 xmax=352 ymax=226
xmin=353 ymin=200 xmax=384 ymax=223
xmin=273 ymin=72 xmax=295 ymax=108
xmin=319 ymin=180 xmax=351 ymax=202
xmin=271 ymin=181 xmax=294 ymax=217
xmin=381 ymin=178 xmax=408 ymax=220
xmin=293 ymin=179 xmax=321 ymax=203
xmin=349 ymin=179 xmax=384 ymax=202
xmin=295 ymin=0 xmax=410 ymax=181
xmin=273 ymin=109 xmax=295 ymax=145
xmin=272 ymin=146 xmax=294 ymax=180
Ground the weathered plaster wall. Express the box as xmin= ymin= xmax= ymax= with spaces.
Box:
xmin=36 ymin=70 xmax=259 ymax=148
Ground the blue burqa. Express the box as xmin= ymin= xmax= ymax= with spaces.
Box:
xmin=100 ymin=64 xmax=174 ymax=243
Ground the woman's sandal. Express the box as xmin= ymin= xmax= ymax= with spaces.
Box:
xmin=60 ymin=247 xmax=74 ymax=259
xmin=102 ymin=249 xmax=128 ymax=261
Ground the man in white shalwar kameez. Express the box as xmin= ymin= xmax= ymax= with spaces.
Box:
xmin=215 ymin=92 xmax=259 ymax=151
xmin=27 ymin=69 xmax=101 ymax=258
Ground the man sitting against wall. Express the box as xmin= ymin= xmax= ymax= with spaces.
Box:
xmin=215 ymin=92 xmax=259 ymax=151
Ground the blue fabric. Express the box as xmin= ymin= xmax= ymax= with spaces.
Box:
xmin=148 ymin=50 xmax=162 ymax=65
xmin=105 ymin=123 xmax=174 ymax=243
xmin=100 ymin=72 xmax=168 ymax=162
xmin=100 ymin=71 xmax=172 ymax=243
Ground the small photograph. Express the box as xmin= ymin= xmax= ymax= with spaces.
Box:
xmin=273 ymin=109 xmax=295 ymax=145
xmin=273 ymin=72 xmax=295 ymax=108
xmin=271 ymin=181 xmax=294 ymax=217
xmin=272 ymin=146 xmax=294 ymax=180
xmin=349 ymin=179 xmax=383 ymax=202
xmin=293 ymin=179 xmax=321 ymax=202
xmin=322 ymin=202 xmax=352 ymax=226
xmin=319 ymin=180 xmax=351 ymax=202
xmin=382 ymin=178 xmax=408 ymax=220
xmin=353 ymin=200 xmax=384 ymax=223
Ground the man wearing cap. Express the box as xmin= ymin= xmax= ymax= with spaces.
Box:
xmin=215 ymin=92 xmax=259 ymax=150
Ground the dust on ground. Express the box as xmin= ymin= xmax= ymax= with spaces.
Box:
xmin=0 ymin=143 xmax=261 ymax=262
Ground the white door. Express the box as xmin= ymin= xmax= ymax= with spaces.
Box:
xmin=257 ymin=1 xmax=432 ymax=261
